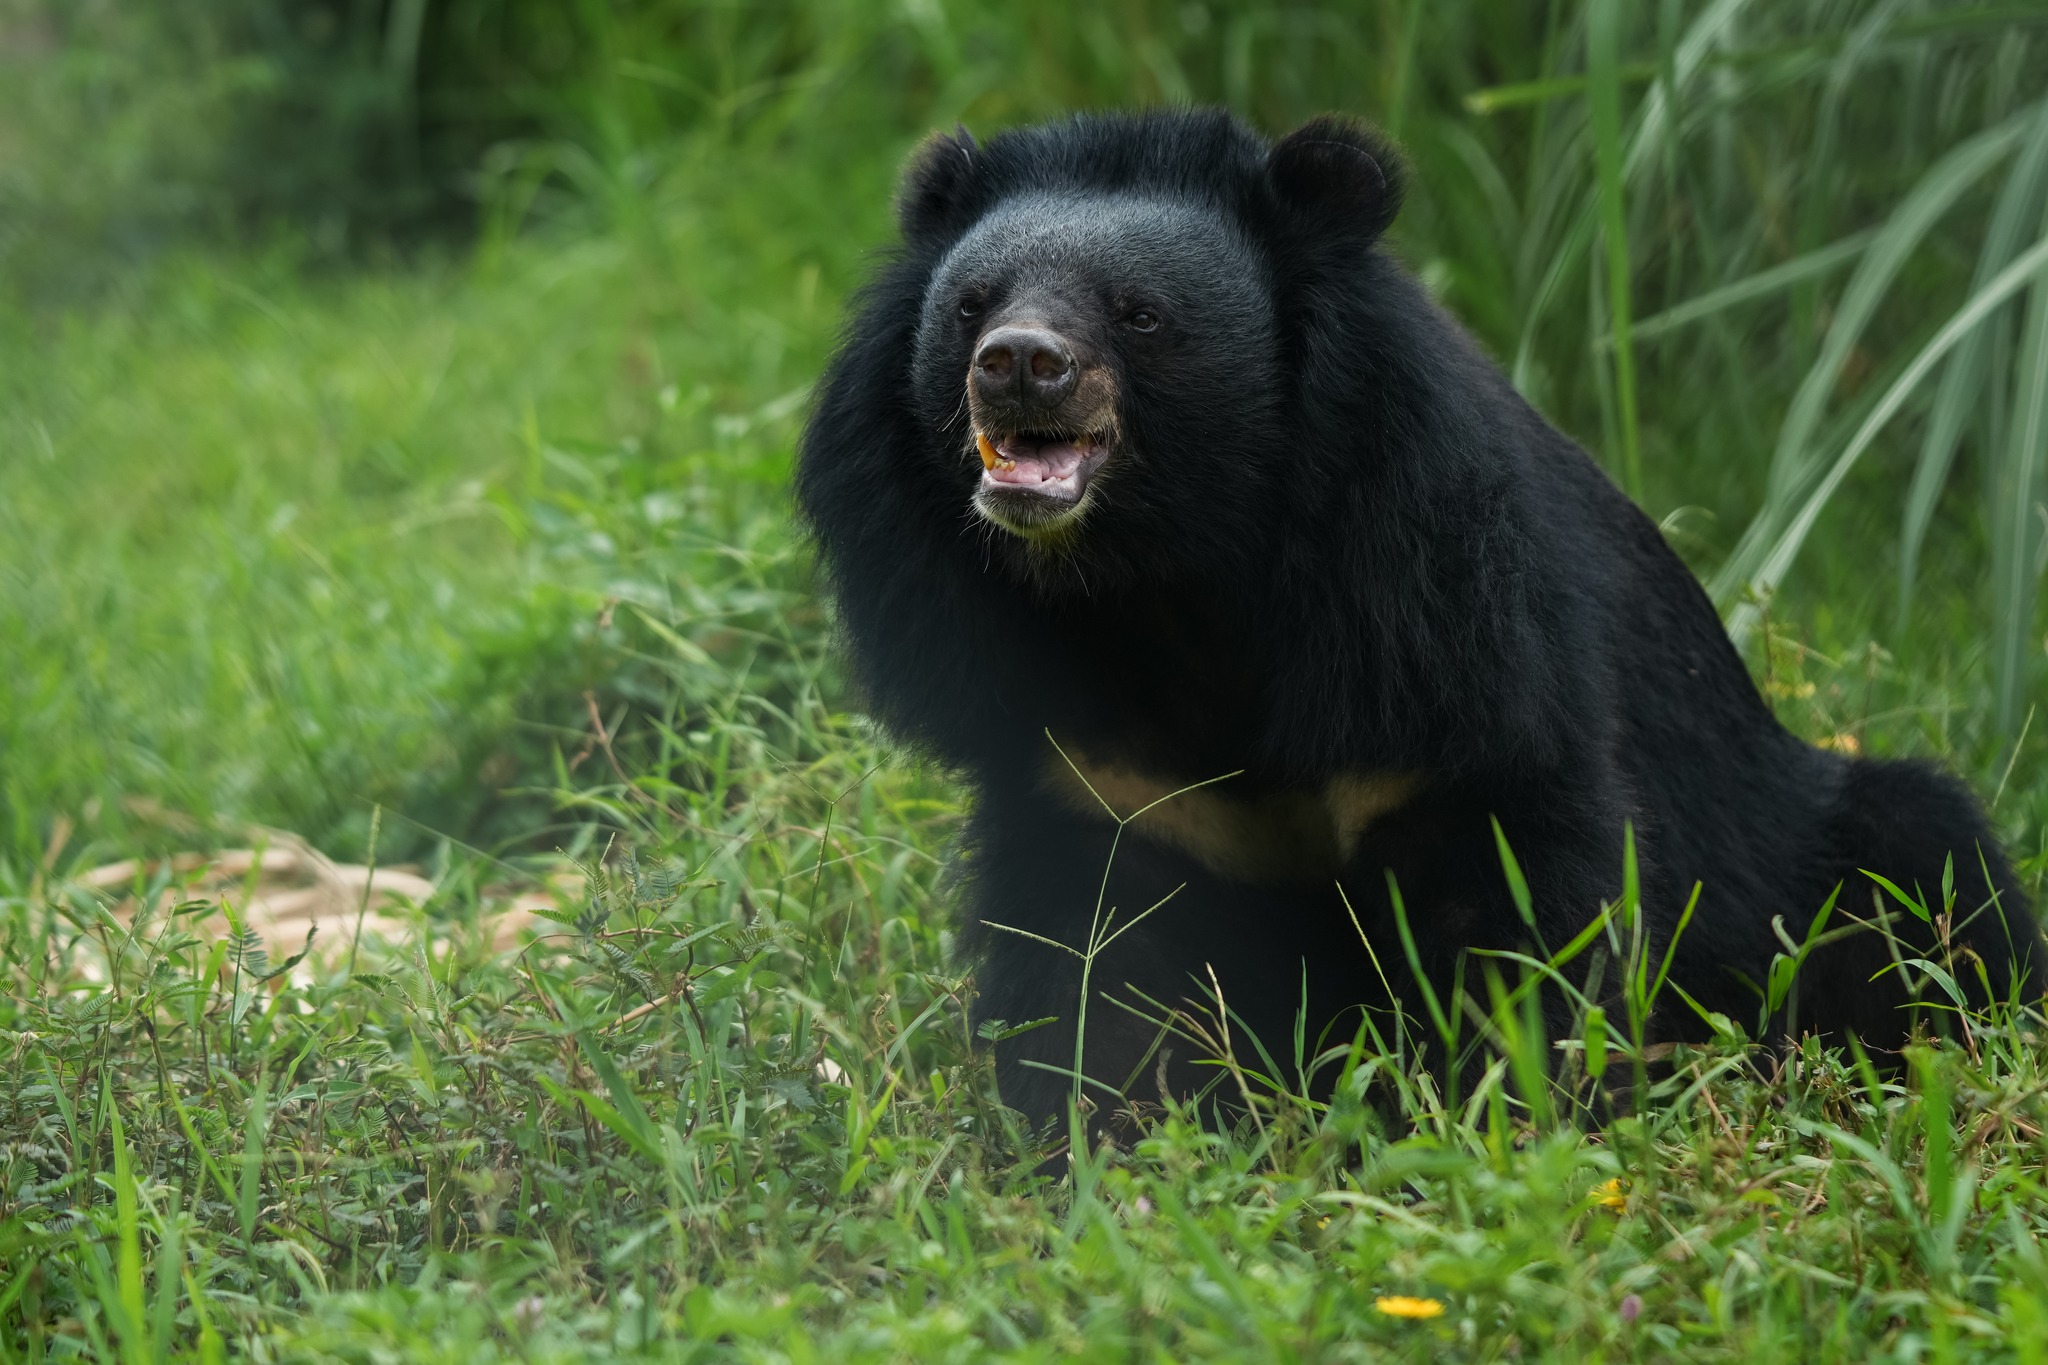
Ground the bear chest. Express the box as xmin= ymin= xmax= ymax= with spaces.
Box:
xmin=1041 ymin=748 xmax=1420 ymax=885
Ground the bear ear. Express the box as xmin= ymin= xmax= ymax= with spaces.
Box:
xmin=1266 ymin=116 xmax=1405 ymax=239
xmin=898 ymin=125 xmax=980 ymax=238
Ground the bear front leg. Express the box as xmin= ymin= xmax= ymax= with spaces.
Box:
xmin=960 ymin=793 xmax=1314 ymax=1134
xmin=1337 ymin=780 xmax=1642 ymax=1081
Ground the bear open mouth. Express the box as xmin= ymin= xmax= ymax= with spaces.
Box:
xmin=974 ymin=429 xmax=1110 ymax=508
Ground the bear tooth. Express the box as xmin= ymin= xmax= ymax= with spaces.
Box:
xmin=976 ymin=432 xmax=1000 ymax=470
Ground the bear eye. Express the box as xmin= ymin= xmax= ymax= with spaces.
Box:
xmin=1125 ymin=308 xmax=1160 ymax=333
xmin=958 ymin=297 xmax=984 ymax=320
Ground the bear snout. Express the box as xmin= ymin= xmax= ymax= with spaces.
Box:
xmin=973 ymin=325 xmax=1078 ymax=415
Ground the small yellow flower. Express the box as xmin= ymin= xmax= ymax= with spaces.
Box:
xmin=1817 ymin=732 xmax=1861 ymax=755
xmin=1375 ymin=1296 xmax=1445 ymax=1320
xmin=1593 ymin=1178 xmax=1627 ymax=1210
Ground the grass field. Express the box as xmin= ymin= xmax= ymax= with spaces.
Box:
xmin=6 ymin=2 xmax=2048 ymax=1359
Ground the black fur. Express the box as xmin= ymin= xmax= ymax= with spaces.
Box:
xmin=795 ymin=109 xmax=2044 ymax=1129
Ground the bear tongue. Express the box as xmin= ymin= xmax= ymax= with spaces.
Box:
xmin=986 ymin=436 xmax=1091 ymax=487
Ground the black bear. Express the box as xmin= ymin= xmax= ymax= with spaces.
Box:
xmin=795 ymin=108 xmax=2043 ymax=1129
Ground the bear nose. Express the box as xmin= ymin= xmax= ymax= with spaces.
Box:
xmin=973 ymin=326 xmax=1077 ymax=409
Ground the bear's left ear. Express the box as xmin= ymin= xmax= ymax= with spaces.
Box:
xmin=1266 ymin=117 xmax=1405 ymax=239
xmin=898 ymin=125 xmax=980 ymax=238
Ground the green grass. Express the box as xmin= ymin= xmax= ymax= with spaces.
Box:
xmin=0 ymin=144 xmax=881 ymax=863
xmin=7 ymin=1 xmax=2048 ymax=1359
xmin=5 ymin=593 xmax=2048 ymax=1359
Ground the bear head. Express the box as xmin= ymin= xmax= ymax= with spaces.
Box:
xmin=892 ymin=110 xmax=1407 ymax=568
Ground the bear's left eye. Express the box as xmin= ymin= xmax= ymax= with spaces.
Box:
xmin=1125 ymin=308 xmax=1160 ymax=333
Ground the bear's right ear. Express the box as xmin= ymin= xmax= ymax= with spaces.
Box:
xmin=898 ymin=125 xmax=979 ymax=238
xmin=1266 ymin=117 xmax=1405 ymax=240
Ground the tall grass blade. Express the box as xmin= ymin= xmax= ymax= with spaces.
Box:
xmin=1385 ymin=0 xmax=1427 ymax=138
xmin=1900 ymin=100 xmax=2048 ymax=628
xmin=107 ymin=1092 xmax=146 ymax=1365
xmin=1617 ymin=230 xmax=1874 ymax=347
xmin=1993 ymin=207 xmax=2048 ymax=732
xmin=1727 ymin=233 xmax=2048 ymax=646
xmin=239 ymin=1071 xmax=267 ymax=1250
xmin=1490 ymin=816 xmax=1534 ymax=929
xmin=577 ymin=1031 xmax=663 ymax=1163
xmin=1511 ymin=0 xmax=1749 ymax=396
xmin=1915 ymin=1048 xmax=1955 ymax=1228
xmin=150 ymin=1186 xmax=182 ymax=1364
xmin=1588 ymin=0 xmax=1641 ymax=499
xmin=1386 ymin=872 xmax=1457 ymax=1066
xmin=1714 ymin=109 xmax=2035 ymax=612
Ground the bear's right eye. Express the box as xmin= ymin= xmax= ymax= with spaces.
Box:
xmin=958 ymin=298 xmax=983 ymax=320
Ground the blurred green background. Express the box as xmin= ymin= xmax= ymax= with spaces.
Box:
xmin=4 ymin=0 xmax=2047 ymax=879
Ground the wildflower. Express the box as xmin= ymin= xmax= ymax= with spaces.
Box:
xmin=1619 ymin=1294 xmax=1642 ymax=1324
xmin=1375 ymin=1296 xmax=1445 ymax=1320
xmin=1817 ymin=733 xmax=1861 ymax=755
xmin=1593 ymin=1178 xmax=1627 ymax=1210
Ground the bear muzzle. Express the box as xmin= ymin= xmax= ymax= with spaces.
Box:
xmin=964 ymin=333 xmax=1119 ymax=538
xmin=970 ymin=428 xmax=1112 ymax=536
